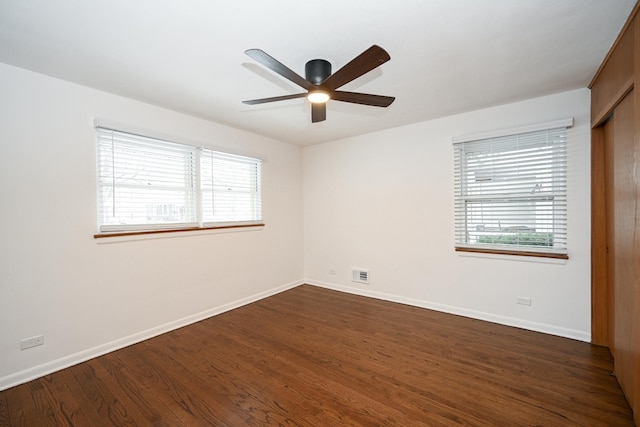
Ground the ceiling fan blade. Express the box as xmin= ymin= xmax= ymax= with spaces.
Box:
xmin=245 ymin=49 xmax=312 ymax=90
xmin=322 ymin=45 xmax=390 ymax=90
xmin=311 ymin=103 xmax=326 ymax=123
xmin=332 ymin=91 xmax=395 ymax=107
xmin=242 ymin=93 xmax=306 ymax=105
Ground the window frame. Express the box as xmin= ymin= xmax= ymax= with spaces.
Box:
xmin=452 ymin=118 xmax=572 ymax=259
xmin=94 ymin=122 xmax=264 ymax=238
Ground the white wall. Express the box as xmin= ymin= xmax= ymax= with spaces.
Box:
xmin=0 ymin=63 xmax=304 ymax=389
xmin=303 ymin=89 xmax=591 ymax=341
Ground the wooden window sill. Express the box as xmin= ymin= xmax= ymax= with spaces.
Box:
xmin=455 ymin=246 xmax=569 ymax=260
xmin=94 ymin=223 xmax=265 ymax=239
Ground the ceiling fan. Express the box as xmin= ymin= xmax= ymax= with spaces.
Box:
xmin=243 ymin=45 xmax=395 ymax=123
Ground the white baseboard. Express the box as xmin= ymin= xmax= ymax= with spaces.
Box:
xmin=306 ymin=279 xmax=591 ymax=343
xmin=0 ymin=279 xmax=303 ymax=391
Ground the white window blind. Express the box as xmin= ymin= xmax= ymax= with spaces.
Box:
xmin=96 ymin=127 xmax=262 ymax=234
xmin=200 ymin=150 xmax=262 ymax=226
xmin=453 ymin=121 xmax=569 ymax=256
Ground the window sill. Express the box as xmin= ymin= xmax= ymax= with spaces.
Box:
xmin=94 ymin=223 xmax=265 ymax=241
xmin=455 ymin=246 xmax=569 ymax=260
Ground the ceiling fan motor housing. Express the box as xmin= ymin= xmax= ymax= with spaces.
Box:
xmin=305 ymin=59 xmax=331 ymax=85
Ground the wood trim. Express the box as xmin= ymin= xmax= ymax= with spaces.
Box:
xmin=632 ymin=20 xmax=640 ymax=423
xmin=591 ymin=126 xmax=608 ymax=346
xmin=94 ymin=223 xmax=265 ymax=239
xmin=589 ymin=1 xmax=640 ymax=88
xmin=591 ymin=77 xmax=634 ymax=127
xmin=591 ymin=22 xmax=635 ymax=126
xmin=455 ymin=246 xmax=569 ymax=260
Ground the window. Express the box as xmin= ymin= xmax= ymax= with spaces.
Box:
xmin=96 ymin=126 xmax=262 ymax=235
xmin=453 ymin=119 xmax=571 ymax=258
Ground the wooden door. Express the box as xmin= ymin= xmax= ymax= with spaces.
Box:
xmin=602 ymin=90 xmax=640 ymax=419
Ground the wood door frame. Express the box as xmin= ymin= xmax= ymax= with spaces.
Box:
xmin=591 ymin=125 xmax=608 ymax=346
xmin=590 ymin=81 xmax=633 ymax=347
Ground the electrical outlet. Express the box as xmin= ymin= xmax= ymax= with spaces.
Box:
xmin=20 ymin=335 xmax=44 ymax=350
xmin=329 ymin=269 xmax=336 ymax=275
xmin=516 ymin=297 xmax=532 ymax=306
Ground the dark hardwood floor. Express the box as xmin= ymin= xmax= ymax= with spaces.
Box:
xmin=0 ymin=285 xmax=634 ymax=426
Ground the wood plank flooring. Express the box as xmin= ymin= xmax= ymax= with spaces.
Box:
xmin=0 ymin=285 xmax=634 ymax=426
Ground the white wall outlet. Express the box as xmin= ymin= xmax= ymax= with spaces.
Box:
xmin=516 ymin=297 xmax=532 ymax=306
xmin=329 ymin=269 xmax=336 ymax=275
xmin=20 ymin=334 xmax=44 ymax=350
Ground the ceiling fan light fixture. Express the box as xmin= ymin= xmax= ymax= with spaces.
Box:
xmin=307 ymin=90 xmax=330 ymax=103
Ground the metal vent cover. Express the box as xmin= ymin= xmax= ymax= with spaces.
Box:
xmin=352 ymin=268 xmax=370 ymax=284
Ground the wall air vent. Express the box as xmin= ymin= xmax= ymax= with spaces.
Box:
xmin=352 ymin=268 xmax=370 ymax=284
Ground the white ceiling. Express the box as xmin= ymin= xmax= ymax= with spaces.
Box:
xmin=0 ymin=1 xmax=635 ymax=145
